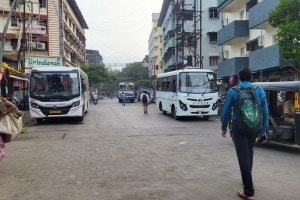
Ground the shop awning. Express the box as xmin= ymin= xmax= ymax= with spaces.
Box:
xmin=9 ymin=74 xmax=28 ymax=81
xmin=1 ymin=62 xmax=25 ymax=76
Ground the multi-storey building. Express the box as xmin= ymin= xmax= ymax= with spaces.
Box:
xmin=217 ymin=0 xmax=298 ymax=88
xmin=148 ymin=13 xmax=162 ymax=80
xmin=157 ymin=0 xmax=222 ymax=72
xmin=0 ymin=0 xmax=88 ymax=98
xmin=0 ymin=0 xmax=88 ymax=72
xmin=86 ymin=49 xmax=103 ymax=65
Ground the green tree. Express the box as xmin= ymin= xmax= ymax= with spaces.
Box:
xmin=268 ymin=0 xmax=300 ymax=68
xmin=80 ymin=64 xmax=115 ymax=84
xmin=120 ymin=62 xmax=149 ymax=82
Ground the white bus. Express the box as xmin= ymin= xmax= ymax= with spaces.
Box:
xmin=29 ymin=66 xmax=89 ymax=123
xmin=118 ymin=82 xmax=135 ymax=103
xmin=156 ymin=68 xmax=218 ymax=119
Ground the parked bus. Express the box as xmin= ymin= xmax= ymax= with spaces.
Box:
xmin=156 ymin=68 xmax=218 ymax=120
xmin=118 ymin=82 xmax=135 ymax=103
xmin=29 ymin=66 xmax=89 ymax=123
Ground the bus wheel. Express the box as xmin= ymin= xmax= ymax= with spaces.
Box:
xmin=36 ymin=118 xmax=43 ymax=124
xmin=171 ymin=106 xmax=178 ymax=120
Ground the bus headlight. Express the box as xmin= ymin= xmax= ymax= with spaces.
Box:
xmin=30 ymin=102 xmax=39 ymax=109
xmin=179 ymin=100 xmax=188 ymax=111
xmin=212 ymin=103 xmax=217 ymax=110
xmin=72 ymin=100 xmax=80 ymax=107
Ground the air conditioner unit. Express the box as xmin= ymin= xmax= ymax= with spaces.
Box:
xmin=258 ymin=36 xmax=264 ymax=47
xmin=223 ymin=50 xmax=229 ymax=59
xmin=4 ymin=46 xmax=13 ymax=51
xmin=36 ymin=42 xmax=46 ymax=50
xmin=27 ymin=42 xmax=37 ymax=49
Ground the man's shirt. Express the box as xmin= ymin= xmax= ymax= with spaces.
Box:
xmin=221 ymin=81 xmax=269 ymax=136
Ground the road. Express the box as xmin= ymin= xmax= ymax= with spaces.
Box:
xmin=1 ymin=99 xmax=300 ymax=200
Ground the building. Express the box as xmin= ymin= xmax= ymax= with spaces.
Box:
xmin=0 ymin=0 xmax=88 ymax=99
xmin=157 ymin=0 xmax=222 ymax=72
xmin=86 ymin=49 xmax=103 ymax=64
xmin=148 ymin=13 xmax=162 ymax=80
xmin=217 ymin=0 xmax=299 ymax=89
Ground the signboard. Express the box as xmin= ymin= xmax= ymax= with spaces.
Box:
xmin=25 ymin=25 xmax=46 ymax=35
xmin=25 ymin=57 xmax=62 ymax=69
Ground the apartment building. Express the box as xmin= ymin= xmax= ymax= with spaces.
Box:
xmin=86 ymin=49 xmax=103 ymax=65
xmin=157 ymin=0 xmax=222 ymax=72
xmin=0 ymin=0 xmax=88 ymax=72
xmin=217 ymin=0 xmax=297 ymax=86
xmin=148 ymin=13 xmax=162 ymax=79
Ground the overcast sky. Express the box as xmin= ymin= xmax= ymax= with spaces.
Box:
xmin=76 ymin=0 xmax=163 ymax=65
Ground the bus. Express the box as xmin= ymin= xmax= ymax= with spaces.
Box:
xmin=29 ymin=66 xmax=89 ymax=123
xmin=118 ymin=82 xmax=135 ymax=103
xmin=156 ymin=68 xmax=218 ymax=120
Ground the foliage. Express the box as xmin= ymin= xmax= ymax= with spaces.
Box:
xmin=80 ymin=64 xmax=115 ymax=84
xmin=135 ymin=79 xmax=152 ymax=88
xmin=268 ymin=0 xmax=300 ymax=67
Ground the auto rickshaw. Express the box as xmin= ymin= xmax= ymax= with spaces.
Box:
xmin=253 ymin=81 xmax=300 ymax=145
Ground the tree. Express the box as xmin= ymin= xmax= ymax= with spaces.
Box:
xmin=120 ymin=62 xmax=149 ymax=82
xmin=268 ymin=0 xmax=300 ymax=68
xmin=80 ymin=64 xmax=115 ymax=84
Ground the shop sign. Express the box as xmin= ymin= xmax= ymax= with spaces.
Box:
xmin=25 ymin=57 xmax=62 ymax=69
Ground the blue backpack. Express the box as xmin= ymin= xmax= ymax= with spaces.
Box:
xmin=233 ymin=86 xmax=263 ymax=132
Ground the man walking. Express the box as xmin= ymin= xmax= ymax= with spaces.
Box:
xmin=140 ymin=91 xmax=150 ymax=114
xmin=121 ymin=92 xmax=126 ymax=106
xmin=221 ymin=67 xmax=269 ymax=200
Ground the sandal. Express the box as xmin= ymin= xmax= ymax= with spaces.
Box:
xmin=238 ymin=190 xmax=255 ymax=200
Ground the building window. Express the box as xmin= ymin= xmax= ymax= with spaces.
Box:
xmin=208 ymin=32 xmax=217 ymax=44
xmin=209 ymin=7 xmax=218 ymax=19
xmin=11 ymin=17 xmax=21 ymax=27
xmin=39 ymin=0 xmax=46 ymax=8
xmin=209 ymin=56 xmax=219 ymax=66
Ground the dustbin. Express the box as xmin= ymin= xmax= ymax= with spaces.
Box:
xmin=295 ymin=112 xmax=300 ymax=145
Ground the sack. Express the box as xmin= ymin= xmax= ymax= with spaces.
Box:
xmin=0 ymin=109 xmax=24 ymax=143
xmin=142 ymin=94 xmax=148 ymax=103
xmin=233 ymin=86 xmax=263 ymax=132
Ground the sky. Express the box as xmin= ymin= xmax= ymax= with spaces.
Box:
xmin=75 ymin=0 xmax=163 ymax=65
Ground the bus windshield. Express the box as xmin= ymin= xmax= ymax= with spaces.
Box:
xmin=179 ymin=72 xmax=217 ymax=93
xmin=30 ymin=71 xmax=80 ymax=101
xmin=119 ymin=83 xmax=134 ymax=91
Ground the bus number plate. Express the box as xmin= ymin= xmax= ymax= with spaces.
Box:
xmin=49 ymin=110 xmax=62 ymax=114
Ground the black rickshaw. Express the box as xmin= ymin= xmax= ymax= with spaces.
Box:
xmin=253 ymin=81 xmax=300 ymax=145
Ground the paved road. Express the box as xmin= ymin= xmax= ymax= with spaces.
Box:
xmin=1 ymin=99 xmax=300 ymax=200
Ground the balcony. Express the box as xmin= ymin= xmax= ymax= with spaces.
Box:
xmin=218 ymin=57 xmax=249 ymax=78
xmin=249 ymin=44 xmax=281 ymax=72
xmin=249 ymin=0 xmax=280 ymax=29
xmin=217 ymin=0 xmax=235 ymax=12
xmin=217 ymin=20 xmax=249 ymax=45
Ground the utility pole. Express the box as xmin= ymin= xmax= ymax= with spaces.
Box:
xmin=193 ymin=0 xmax=197 ymax=67
xmin=199 ymin=0 xmax=203 ymax=69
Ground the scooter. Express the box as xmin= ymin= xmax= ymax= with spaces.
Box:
xmin=91 ymin=94 xmax=99 ymax=105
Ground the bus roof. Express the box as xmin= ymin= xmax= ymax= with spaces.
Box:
xmin=31 ymin=66 xmax=79 ymax=72
xmin=157 ymin=68 xmax=214 ymax=78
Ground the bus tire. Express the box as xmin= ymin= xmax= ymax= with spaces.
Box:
xmin=36 ymin=118 xmax=43 ymax=124
xmin=171 ymin=106 xmax=179 ymax=120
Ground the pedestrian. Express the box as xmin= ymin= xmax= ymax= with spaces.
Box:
xmin=121 ymin=91 xmax=126 ymax=106
xmin=140 ymin=91 xmax=150 ymax=114
xmin=0 ymin=96 xmax=17 ymax=161
xmin=221 ymin=67 xmax=269 ymax=200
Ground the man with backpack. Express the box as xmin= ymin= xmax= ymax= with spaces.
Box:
xmin=221 ymin=67 xmax=269 ymax=200
xmin=140 ymin=91 xmax=150 ymax=114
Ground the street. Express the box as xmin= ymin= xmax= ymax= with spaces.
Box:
xmin=1 ymin=99 xmax=300 ymax=200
